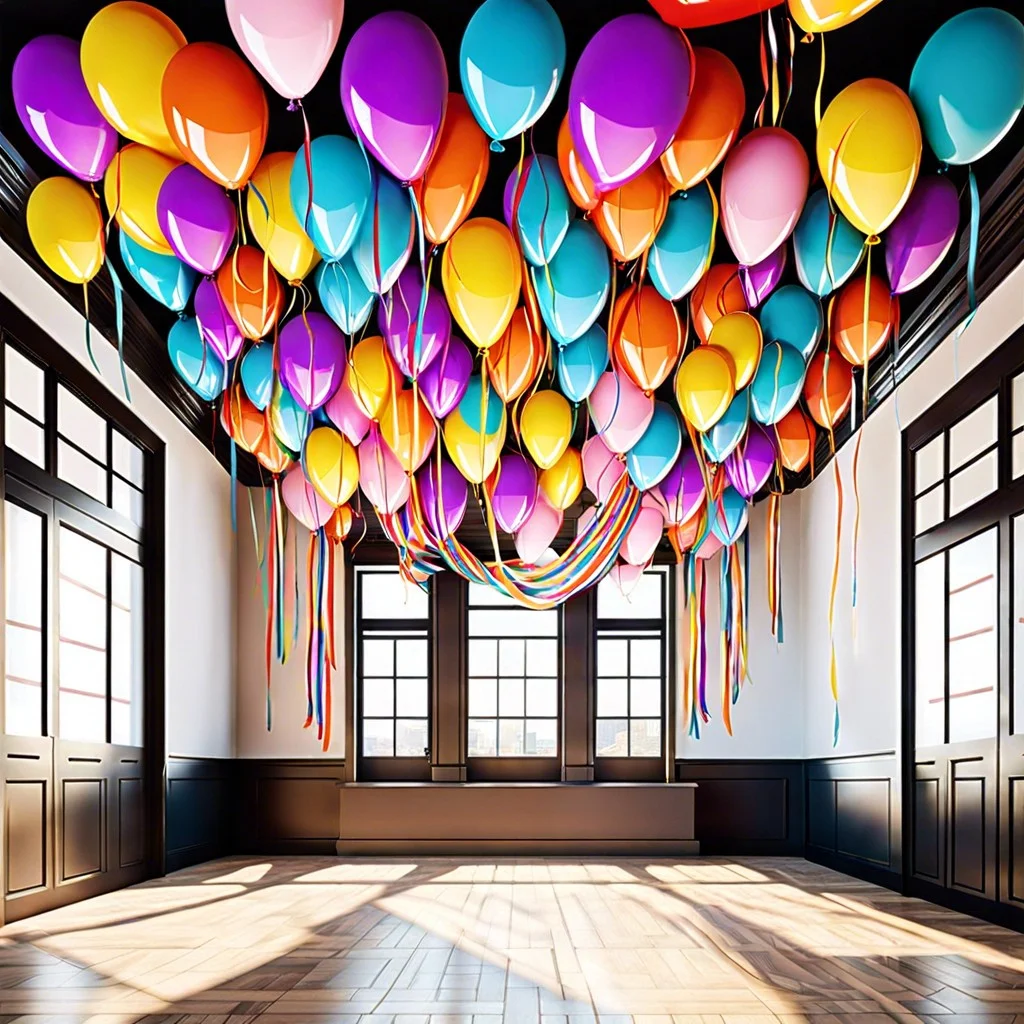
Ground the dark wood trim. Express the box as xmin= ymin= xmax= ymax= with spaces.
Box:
xmin=433 ymin=572 xmax=466 ymax=782
xmin=165 ymin=756 xmax=230 ymax=873
xmin=561 ymin=588 xmax=594 ymax=782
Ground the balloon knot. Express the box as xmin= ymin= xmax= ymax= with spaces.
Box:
xmin=287 ymin=99 xmax=300 ymax=112
xmin=937 ymin=163 xmax=950 ymax=175
xmin=865 ymin=235 xmax=881 ymax=247
xmin=489 ymin=140 xmax=505 ymax=153
xmin=801 ymin=31 xmax=815 ymax=43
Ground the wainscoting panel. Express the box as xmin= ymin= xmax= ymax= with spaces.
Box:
xmin=166 ymin=757 xmax=232 ymax=872
xmin=1010 ymin=776 xmax=1024 ymax=905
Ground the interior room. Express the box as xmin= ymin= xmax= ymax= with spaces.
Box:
xmin=2 ymin=0 xmax=1024 ymax=1019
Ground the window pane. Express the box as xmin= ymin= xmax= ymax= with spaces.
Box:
xmin=948 ymin=397 xmax=996 ymax=470
xmin=58 ymin=386 xmax=106 ymax=461
xmin=362 ymin=639 xmax=393 ymax=676
xmin=630 ymin=719 xmax=661 ymax=756
xmin=5 ymin=501 xmax=44 ymax=737
xmin=526 ymin=638 xmax=557 ymax=676
xmin=499 ymin=638 xmax=525 ymax=676
xmin=525 ymin=719 xmax=557 ymax=756
xmin=58 ymin=441 xmax=107 ymax=502
xmin=468 ymin=582 xmax=519 ymax=606
xmin=112 ymin=432 xmax=144 ymax=486
xmin=630 ymin=677 xmax=661 ymax=717
xmin=915 ymin=554 xmax=945 ymax=747
xmin=948 ymin=450 xmax=998 ymax=517
xmin=1014 ymin=432 xmax=1024 ymax=480
xmin=111 ymin=477 xmax=144 ymax=525
xmin=468 ymin=678 xmax=497 ymax=717
xmin=526 ymin=678 xmax=557 ymax=717
xmin=362 ymin=719 xmax=393 ymax=756
xmin=395 ymin=718 xmax=427 ymax=756
xmin=630 ymin=637 xmax=662 ymax=676
xmin=59 ymin=691 xmax=106 ymax=743
xmin=596 ymin=718 xmax=628 ymax=757
xmin=468 ymin=608 xmax=558 ymax=637
xmin=915 ymin=487 xmax=944 ymax=534
xmin=362 ymin=679 xmax=394 ymax=717
xmin=110 ymin=555 xmax=143 ymax=746
xmin=1016 ymin=516 xmax=1024 ymax=733
xmin=395 ymin=677 xmax=427 ymax=717
xmin=469 ymin=639 xmax=497 ymax=676
xmin=1014 ymin=373 xmax=1024 ymax=430
xmin=395 ymin=638 xmax=427 ymax=676
xmin=598 ymin=638 xmax=628 ymax=676
xmin=498 ymin=677 xmax=524 ymax=716
xmin=597 ymin=569 xmax=663 ymax=619
xmin=914 ymin=435 xmax=944 ymax=495
xmin=61 ymin=527 xmax=106 ymax=590
xmin=498 ymin=718 xmax=524 ymax=755
xmin=468 ymin=719 xmax=497 ymax=756
xmin=5 ymin=407 xmax=45 ymax=467
xmin=597 ymin=678 xmax=628 ymax=717
xmin=5 ymin=346 xmax=45 ymax=419
xmin=360 ymin=571 xmax=428 ymax=619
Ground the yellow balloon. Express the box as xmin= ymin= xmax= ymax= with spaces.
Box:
xmin=103 ymin=144 xmax=179 ymax=254
xmin=520 ymin=390 xmax=573 ymax=470
xmin=707 ymin=312 xmax=763 ymax=390
xmin=348 ymin=336 xmax=396 ymax=421
xmin=81 ymin=2 xmax=186 ymax=157
xmin=26 ymin=178 xmax=105 ymax=285
xmin=789 ymin=0 xmax=885 ymax=33
xmin=675 ymin=346 xmax=736 ymax=431
xmin=539 ymin=447 xmax=583 ymax=511
xmin=443 ymin=406 xmax=506 ymax=484
xmin=304 ymin=426 xmax=358 ymax=508
xmin=817 ymin=78 xmax=921 ymax=237
xmin=442 ymin=217 xmax=521 ymax=350
xmin=247 ymin=152 xmax=320 ymax=284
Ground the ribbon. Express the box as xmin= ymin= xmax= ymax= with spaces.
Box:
xmin=104 ymin=256 xmax=130 ymax=401
xmin=954 ymin=166 xmax=981 ymax=373
xmin=828 ymin=459 xmax=843 ymax=746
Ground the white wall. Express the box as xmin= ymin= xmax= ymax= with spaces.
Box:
xmin=1 ymin=241 xmax=236 ymax=758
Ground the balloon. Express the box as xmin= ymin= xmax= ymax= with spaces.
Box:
xmin=515 ymin=495 xmax=563 ymax=565
xmin=789 ymin=0 xmax=883 ymax=33
xmin=81 ymin=2 xmax=185 ymax=157
xmin=702 ymin=391 xmax=749 ymax=463
xmin=568 ymin=14 xmax=692 ymax=192
xmin=539 ymin=448 xmax=583 ymax=511
xmin=380 ymin=389 xmax=436 ymax=473
xmin=167 ymin=317 xmax=225 ymax=401
xmin=419 ymin=337 xmax=473 ymax=419
xmin=279 ymin=313 xmax=347 ymax=412
xmin=724 ymin=423 xmax=775 ymax=499
xmin=248 ymin=152 xmax=320 ymax=283
xmin=442 ymin=217 xmax=521 ymax=349
xmin=589 ymin=371 xmax=655 ymax=455
xmin=379 ymin=265 xmax=451 ymax=380
xmin=324 ymin=377 xmax=371 ymax=445
xmin=675 ymin=346 xmax=735 ymax=431
xmin=415 ymin=93 xmax=490 ymax=245
xmin=195 ymin=277 xmax=244 ymax=364
xmin=341 ymin=12 xmax=447 ymax=184
xmin=458 ymin=375 xmax=506 ymax=436
xmin=749 ymin=341 xmax=806 ymax=426
xmin=104 ymin=145 xmax=179 ymax=255
xmin=659 ymin=448 xmax=706 ymax=526
xmin=832 ymin=275 xmax=899 ymax=368
xmin=557 ymin=115 xmax=599 ymax=211
xmin=118 ymin=230 xmax=194 ymax=312
xmin=460 ymin=0 xmax=565 ymax=145
xmin=326 ymin=504 xmax=354 ymax=544
xmin=240 ymin=343 xmax=275 ymax=411
xmin=488 ymin=308 xmax=544 ymax=403
xmin=620 ymin=496 xmax=665 ymax=567
xmin=695 ymin=532 xmax=723 ymax=561
xmin=690 ymin=263 xmax=747 ymax=343
xmin=661 ymin=48 xmax=744 ymax=192
xmin=739 ymin=246 xmax=786 ymax=308
xmin=711 ymin=487 xmax=748 ymax=547
xmin=649 ymin=185 xmax=716 ymax=302
xmin=317 ymin=255 xmax=375 ymax=335
xmin=910 ymin=8 xmax=1024 ymax=166
xmin=270 ymin=380 xmax=312 ymax=454
xmin=611 ymin=285 xmax=683 ymax=393
xmin=803 ymin=350 xmax=853 ymax=429
xmin=532 ymin=220 xmax=611 ymax=345
xmin=304 ymin=426 xmax=358 ymax=508
xmin=759 ymin=285 xmax=823 ymax=362
xmin=156 ymin=164 xmax=236 ymax=275
xmin=558 ymin=324 xmax=609 ymax=403
xmin=793 ymin=189 xmax=866 ymax=297
xmin=350 ymin=171 xmax=415 ymax=295
xmin=444 ymin=406 xmax=506 ymax=484
xmin=627 ymin=401 xmax=682 ymax=491
xmin=817 ymin=79 xmax=921 ymax=237
xmin=503 ymin=155 xmax=572 ymax=266
xmin=282 ymin=464 xmax=334 ymax=530
xmin=27 ymin=178 xmax=105 ymax=286
xmin=359 ymin=425 xmax=411 ymax=514
xmin=161 ymin=42 xmax=268 ymax=190
xmin=707 ymin=312 xmax=762 ymax=391
xmin=417 ymin=457 xmax=469 ymax=537
xmin=225 ymin=0 xmax=344 ymax=101
xmin=647 ymin=0 xmax=782 ymax=29
xmin=222 ymin=384 xmax=266 ymax=453
xmin=255 ymin=410 xmax=295 ymax=474
xmin=488 ymin=453 xmax=539 ymax=533
xmin=606 ymin=559 xmax=647 ymax=596
xmin=721 ymin=127 xmax=808 ymax=267
xmin=217 ymin=245 xmax=285 ymax=341
xmin=582 ymin=435 xmax=626 ymax=504
xmin=593 ymin=164 xmax=670 ymax=264
xmin=773 ymin=406 xmax=815 ymax=473
xmin=885 ymin=176 xmax=959 ymax=296
xmin=520 ymin=390 xmax=572 ymax=470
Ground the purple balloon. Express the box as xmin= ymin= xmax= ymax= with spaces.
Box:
xmin=416 ymin=457 xmax=468 ymax=538
xmin=724 ymin=424 xmax=776 ymax=499
xmin=739 ymin=245 xmax=787 ymax=308
xmin=279 ymin=313 xmax=348 ymax=412
xmin=157 ymin=165 xmax=237 ymax=276
xmin=885 ymin=175 xmax=960 ymax=296
xmin=568 ymin=15 xmax=691 ymax=193
xmin=378 ymin=265 xmax=452 ymax=379
xmin=195 ymin=278 xmax=244 ymax=364
xmin=418 ymin=336 xmax=473 ymax=419
xmin=489 ymin=453 xmax=538 ymax=534
xmin=659 ymin=447 xmax=706 ymax=526
xmin=340 ymin=12 xmax=448 ymax=185
xmin=12 ymin=36 xmax=117 ymax=182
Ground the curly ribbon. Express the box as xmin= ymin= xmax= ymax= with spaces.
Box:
xmin=82 ymin=283 xmax=101 ymax=379
xmin=767 ymin=8 xmax=780 ymax=127
xmin=954 ymin=166 xmax=981 ymax=375
xmin=767 ymin=491 xmax=784 ymax=643
xmin=779 ymin=18 xmax=797 ymax=126
xmin=291 ymin=98 xmax=315 ymax=236
xmin=104 ymin=256 xmax=130 ymax=401
xmin=814 ymin=33 xmax=826 ymax=129
xmin=754 ymin=11 xmax=770 ymax=128
xmin=828 ymin=459 xmax=843 ymax=746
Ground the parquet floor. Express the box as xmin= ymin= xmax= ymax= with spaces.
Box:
xmin=0 ymin=857 xmax=1022 ymax=1024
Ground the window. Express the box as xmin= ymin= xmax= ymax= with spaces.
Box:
xmin=4 ymin=345 xmax=45 ymax=467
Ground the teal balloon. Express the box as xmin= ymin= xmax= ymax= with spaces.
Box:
xmin=910 ymin=7 xmax=1024 ymax=166
xmin=168 ymin=317 xmax=225 ymax=401
xmin=351 ymin=171 xmax=414 ymax=295
xmin=627 ymin=401 xmax=682 ymax=492
xmin=458 ymin=374 xmax=504 ymax=435
xmin=701 ymin=391 xmax=749 ymax=463
xmin=557 ymin=323 xmax=608 ymax=403
xmin=290 ymin=135 xmax=372 ymax=262
xmin=759 ymin=285 xmax=823 ymax=362
xmin=649 ymin=184 xmax=715 ymax=302
xmin=317 ymin=255 xmax=375 ymax=334
xmin=711 ymin=486 xmax=748 ymax=547
xmin=793 ymin=190 xmax=865 ymax=297
xmin=749 ymin=342 xmax=806 ymax=426
xmin=272 ymin=383 xmax=311 ymax=454
xmin=504 ymin=154 xmax=572 ymax=266
xmin=240 ymin=343 xmax=274 ymax=411
xmin=532 ymin=220 xmax=610 ymax=346
xmin=119 ymin=230 xmax=194 ymax=312
xmin=460 ymin=0 xmax=566 ymax=146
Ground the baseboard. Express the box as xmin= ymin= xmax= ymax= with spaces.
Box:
xmin=908 ymin=876 xmax=1024 ymax=930
xmin=805 ymin=847 xmax=902 ymax=891
xmin=336 ymin=839 xmax=700 ymax=856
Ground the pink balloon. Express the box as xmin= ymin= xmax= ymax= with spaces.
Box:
xmin=695 ymin=532 xmax=723 ymax=561
xmin=358 ymin=426 xmax=410 ymax=514
xmin=324 ymin=380 xmax=370 ymax=445
xmin=575 ymin=505 xmax=596 ymax=536
xmin=608 ymin=560 xmax=647 ymax=597
xmin=515 ymin=495 xmax=563 ymax=565
xmin=721 ymin=127 xmax=809 ymax=267
xmin=581 ymin=435 xmax=626 ymax=504
xmin=587 ymin=371 xmax=654 ymax=454
xmin=620 ymin=495 xmax=665 ymax=567
xmin=282 ymin=464 xmax=334 ymax=530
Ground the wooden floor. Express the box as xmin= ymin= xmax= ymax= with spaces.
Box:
xmin=0 ymin=857 xmax=1022 ymax=1024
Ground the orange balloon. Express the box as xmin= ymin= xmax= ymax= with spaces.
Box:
xmin=325 ymin=504 xmax=354 ymax=545
xmin=221 ymin=384 xmax=266 ymax=454
xmin=593 ymin=164 xmax=670 ymax=263
xmin=557 ymin=115 xmax=599 ymax=212
xmin=662 ymin=48 xmax=745 ymax=192
xmin=487 ymin=308 xmax=545 ymax=403
xmin=803 ymin=350 xmax=853 ymax=429
xmin=255 ymin=411 xmax=293 ymax=475
xmin=773 ymin=407 xmax=816 ymax=473
xmin=380 ymin=388 xmax=436 ymax=473
xmin=161 ymin=41 xmax=268 ymax=189
xmin=217 ymin=245 xmax=284 ymax=340
xmin=690 ymin=263 xmax=748 ymax=344
xmin=832 ymin=273 xmax=900 ymax=368
xmin=416 ymin=93 xmax=490 ymax=246
xmin=612 ymin=284 xmax=683 ymax=393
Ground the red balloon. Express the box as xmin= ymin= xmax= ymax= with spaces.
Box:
xmin=648 ymin=0 xmax=783 ymax=28
xmin=803 ymin=350 xmax=853 ymax=430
